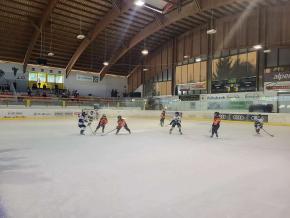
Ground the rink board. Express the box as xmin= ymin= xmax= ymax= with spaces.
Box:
xmin=0 ymin=108 xmax=289 ymax=126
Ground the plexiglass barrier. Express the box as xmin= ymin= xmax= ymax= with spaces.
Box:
xmin=0 ymin=92 xmax=290 ymax=113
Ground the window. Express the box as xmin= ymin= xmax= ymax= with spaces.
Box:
xmin=29 ymin=72 xmax=37 ymax=81
xmin=55 ymin=75 xmax=64 ymax=83
xmin=47 ymin=74 xmax=55 ymax=83
xmin=38 ymin=73 xmax=46 ymax=82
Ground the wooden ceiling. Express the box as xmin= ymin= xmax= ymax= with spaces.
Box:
xmin=0 ymin=0 xmax=289 ymax=77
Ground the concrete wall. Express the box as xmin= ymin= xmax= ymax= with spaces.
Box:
xmin=65 ymin=71 xmax=127 ymax=97
xmin=0 ymin=62 xmax=27 ymax=92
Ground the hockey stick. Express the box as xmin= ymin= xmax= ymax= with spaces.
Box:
xmin=262 ymin=128 xmax=274 ymax=137
xmin=209 ymin=127 xmax=212 ymax=133
xmin=87 ymin=125 xmax=95 ymax=135
xmin=102 ymin=128 xmax=116 ymax=136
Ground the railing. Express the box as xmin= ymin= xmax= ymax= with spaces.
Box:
xmin=0 ymin=95 xmax=146 ymax=110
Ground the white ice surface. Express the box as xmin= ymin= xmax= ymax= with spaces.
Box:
xmin=0 ymin=119 xmax=290 ymax=218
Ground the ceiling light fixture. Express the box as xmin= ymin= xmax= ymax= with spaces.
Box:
xmin=207 ymin=10 xmax=217 ymax=35
xmin=77 ymin=16 xmax=85 ymax=40
xmin=134 ymin=0 xmax=145 ymax=7
xmin=48 ymin=15 xmax=55 ymax=57
xmin=103 ymin=28 xmax=109 ymax=67
xmin=76 ymin=34 xmax=85 ymax=40
xmin=48 ymin=52 xmax=55 ymax=57
xmin=253 ymin=44 xmax=263 ymax=50
xmin=143 ymin=68 xmax=148 ymax=71
xmin=141 ymin=49 xmax=149 ymax=55
xmin=207 ymin=29 xmax=217 ymax=35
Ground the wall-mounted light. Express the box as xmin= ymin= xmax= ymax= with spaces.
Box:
xmin=184 ymin=55 xmax=189 ymax=59
xmin=134 ymin=0 xmax=145 ymax=7
xmin=103 ymin=61 xmax=109 ymax=66
xmin=253 ymin=44 xmax=263 ymax=50
xmin=143 ymin=68 xmax=148 ymax=71
xmin=195 ymin=57 xmax=201 ymax=62
xmin=264 ymin=49 xmax=271 ymax=53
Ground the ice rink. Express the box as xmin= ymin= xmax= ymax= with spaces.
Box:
xmin=1 ymin=118 xmax=290 ymax=218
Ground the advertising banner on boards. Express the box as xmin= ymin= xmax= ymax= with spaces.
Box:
xmin=220 ymin=113 xmax=268 ymax=122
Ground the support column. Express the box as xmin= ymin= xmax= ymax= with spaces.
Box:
xmin=207 ymin=27 xmax=214 ymax=94
xmin=171 ymin=38 xmax=177 ymax=96
xmin=257 ymin=51 xmax=265 ymax=91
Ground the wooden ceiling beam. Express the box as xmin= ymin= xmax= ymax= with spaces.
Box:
xmin=65 ymin=0 xmax=136 ymax=77
xmin=99 ymin=0 xmax=252 ymax=80
xmin=23 ymin=0 xmax=60 ymax=73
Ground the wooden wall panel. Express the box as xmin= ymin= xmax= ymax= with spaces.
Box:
xmin=200 ymin=28 xmax=208 ymax=55
xmin=156 ymin=48 xmax=162 ymax=74
xmin=281 ymin=4 xmax=290 ymax=45
xmin=192 ymin=29 xmax=201 ymax=57
xmin=177 ymin=35 xmax=185 ymax=62
xmin=194 ymin=63 xmax=201 ymax=82
xmin=246 ymin=11 xmax=259 ymax=46
xmin=214 ymin=20 xmax=224 ymax=52
xmin=181 ymin=65 xmax=188 ymax=84
xmin=166 ymin=81 xmax=172 ymax=95
xmin=150 ymin=55 xmax=156 ymax=79
xmin=184 ymin=32 xmax=192 ymax=57
xmin=200 ymin=61 xmax=207 ymax=82
xmin=176 ymin=66 xmax=182 ymax=84
xmin=167 ymin=40 xmax=173 ymax=66
xmin=162 ymin=44 xmax=168 ymax=70
xmin=188 ymin=63 xmax=194 ymax=83
xmin=161 ymin=82 xmax=166 ymax=96
xmin=223 ymin=19 xmax=237 ymax=49
xmin=237 ymin=16 xmax=248 ymax=48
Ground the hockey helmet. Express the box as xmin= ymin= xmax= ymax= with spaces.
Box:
xmin=175 ymin=112 xmax=179 ymax=116
xmin=117 ymin=115 xmax=122 ymax=119
xmin=257 ymin=114 xmax=262 ymax=118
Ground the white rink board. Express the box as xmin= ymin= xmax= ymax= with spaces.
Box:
xmin=0 ymin=108 xmax=290 ymax=125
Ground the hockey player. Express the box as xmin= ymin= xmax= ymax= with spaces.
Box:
xmin=78 ymin=112 xmax=88 ymax=135
xmin=87 ymin=110 xmax=95 ymax=127
xmin=160 ymin=110 xmax=166 ymax=127
xmin=169 ymin=112 xmax=182 ymax=135
xmin=211 ymin=112 xmax=221 ymax=138
xmin=116 ymin=115 xmax=131 ymax=135
xmin=254 ymin=114 xmax=264 ymax=134
xmin=94 ymin=114 xmax=108 ymax=134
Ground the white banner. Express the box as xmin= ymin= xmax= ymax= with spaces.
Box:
xmin=76 ymin=74 xmax=93 ymax=82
